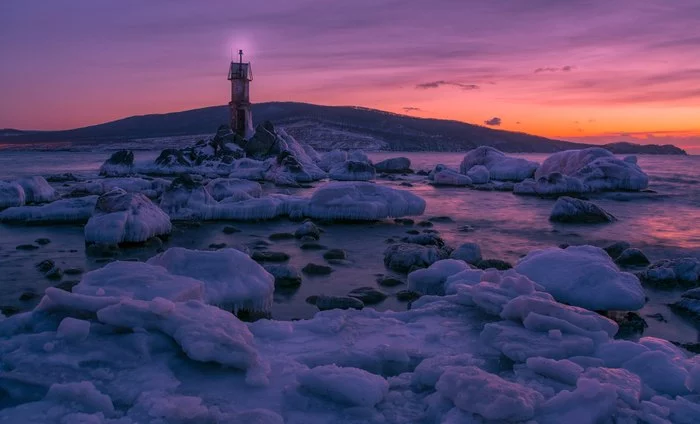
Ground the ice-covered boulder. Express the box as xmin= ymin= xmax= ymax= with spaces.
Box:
xmin=73 ymin=261 xmax=204 ymax=302
xmin=459 ymin=146 xmax=538 ymax=181
xmin=515 ymin=245 xmax=645 ymax=311
xmin=329 ymin=160 xmax=376 ymax=181
xmin=374 ymin=157 xmax=411 ymax=173
xmin=15 ymin=176 xmax=58 ymax=203
xmin=317 ymin=149 xmax=348 ymax=172
xmin=228 ymin=158 xmax=270 ymax=180
xmin=0 ymin=181 xmax=25 ymax=210
xmin=303 ymin=182 xmax=425 ymax=220
xmin=0 ymin=196 xmax=98 ymax=224
xmin=465 ymin=165 xmax=490 ymax=184
xmin=147 ymin=247 xmax=274 ymax=313
xmin=639 ymin=257 xmax=700 ymax=287
xmin=298 ymin=365 xmax=388 ymax=407
xmin=450 ymin=242 xmax=482 ymax=264
xmin=514 ymin=173 xmax=588 ymax=196
xmin=204 ymin=178 xmax=262 ymax=201
xmin=408 ymin=259 xmax=470 ymax=295
xmin=436 ymin=366 xmax=543 ymax=421
xmin=153 ymin=126 xmax=244 ymax=171
xmin=265 ymin=150 xmax=326 ymax=185
xmin=99 ymin=150 xmax=134 ymax=177
xmin=159 ymin=174 xmax=218 ymax=220
xmin=84 ymin=188 xmax=171 ymax=245
xmin=549 ymin=196 xmax=616 ymax=223
xmin=535 ymin=147 xmax=648 ymax=191
xmin=429 ymin=164 xmax=472 ymax=186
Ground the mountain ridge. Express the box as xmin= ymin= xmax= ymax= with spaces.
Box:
xmin=0 ymin=102 xmax=686 ymax=154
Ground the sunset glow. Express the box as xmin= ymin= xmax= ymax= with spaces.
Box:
xmin=1 ymin=0 xmax=699 ymax=152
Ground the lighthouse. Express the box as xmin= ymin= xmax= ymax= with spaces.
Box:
xmin=228 ymin=50 xmax=254 ymax=138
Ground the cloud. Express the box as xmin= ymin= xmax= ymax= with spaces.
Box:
xmin=415 ymin=80 xmax=479 ymax=90
xmin=534 ymin=66 xmax=575 ymax=73
xmin=402 ymin=106 xmax=421 ymax=112
xmin=484 ymin=117 xmax=502 ymax=126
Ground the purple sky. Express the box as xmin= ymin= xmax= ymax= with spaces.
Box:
xmin=1 ymin=0 xmax=699 ymax=151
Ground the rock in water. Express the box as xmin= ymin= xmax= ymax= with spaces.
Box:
xmin=302 ymin=263 xmax=333 ymax=275
xmin=294 ymin=220 xmax=320 ymax=240
xmin=312 ymin=295 xmax=363 ymax=311
xmin=84 ymin=188 xmax=172 ymax=245
xmin=515 ymin=245 xmax=646 ymax=311
xmin=466 ymin=165 xmax=490 ymax=184
xmin=374 ymin=157 xmax=411 ymax=173
xmin=615 ymin=248 xmax=650 ymax=267
xmin=603 ymin=241 xmax=631 ymax=260
xmin=264 ymin=264 xmax=302 ymax=288
xmin=429 ymin=164 xmax=472 ymax=186
xmin=347 ymin=287 xmax=387 ymax=304
xmin=514 ymin=172 xmax=588 ymax=196
xmin=384 ymin=243 xmax=449 ymax=272
xmin=535 ymin=147 xmax=649 ymax=191
xmin=639 ymin=257 xmax=700 ymax=287
xmin=99 ymin=150 xmax=134 ymax=177
xmin=459 ymin=146 xmax=538 ymax=181
xmin=450 ymin=242 xmax=482 ymax=264
xmin=329 ymin=159 xmax=376 ymax=181
xmin=549 ymin=197 xmax=616 ymax=224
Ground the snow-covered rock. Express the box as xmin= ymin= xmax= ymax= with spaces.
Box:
xmin=408 ymin=259 xmax=470 ymax=295
xmin=317 ymin=149 xmax=347 ymax=172
xmin=459 ymin=146 xmax=538 ymax=181
xmin=15 ymin=176 xmax=58 ymax=203
xmin=99 ymin=150 xmax=134 ymax=177
xmin=450 ymin=242 xmax=482 ymax=264
xmin=384 ymin=243 xmax=450 ymax=273
xmin=0 ymin=181 xmax=25 ymax=210
xmin=639 ymin=257 xmax=700 ymax=286
xmin=465 ymin=165 xmax=490 ymax=184
xmin=147 ymin=247 xmax=274 ymax=313
xmin=84 ymin=188 xmax=171 ymax=245
xmin=73 ymin=261 xmax=204 ymax=302
xmin=265 ymin=150 xmax=326 ymax=185
xmin=329 ymin=159 xmax=376 ymax=181
xmin=303 ymin=182 xmax=425 ymax=220
xmin=514 ymin=172 xmax=588 ymax=196
xmin=549 ymin=196 xmax=616 ymax=223
xmin=515 ymin=245 xmax=645 ymax=311
xmin=429 ymin=164 xmax=472 ymax=186
xmin=0 ymin=195 xmax=98 ymax=223
xmin=374 ymin=157 xmax=411 ymax=173
xmin=229 ymin=158 xmax=270 ymax=180
xmin=204 ymin=178 xmax=262 ymax=201
xmin=535 ymin=147 xmax=649 ymax=191
xmin=297 ymin=365 xmax=388 ymax=407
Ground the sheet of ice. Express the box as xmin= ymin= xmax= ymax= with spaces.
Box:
xmin=73 ymin=261 xmax=204 ymax=302
xmin=0 ymin=181 xmax=25 ymax=210
xmin=297 ymin=364 xmax=389 ymax=406
xmin=515 ymin=245 xmax=645 ymax=311
xmin=15 ymin=176 xmax=59 ymax=203
xmin=436 ymin=366 xmax=543 ymax=421
xmin=84 ymin=189 xmax=171 ymax=245
xmin=459 ymin=146 xmax=539 ymax=181
xmin=146 ymin=247 xmax=274 ymax=313
xmin=535 ymin=147 xmax=649 ymax=191
xmin=304 ymin=182 xmax=425 ymax=221
xmin=0 ymin=195 xmax=98 ymax=224
xmin=407 ymin=259 xmax=470 ymax=295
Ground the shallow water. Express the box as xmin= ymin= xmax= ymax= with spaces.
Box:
xmin=1 ymin=150 xmax=699 ymax=343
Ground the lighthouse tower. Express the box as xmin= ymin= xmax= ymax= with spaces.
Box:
xmin=228 ymin=50 xmax=253 ymax=138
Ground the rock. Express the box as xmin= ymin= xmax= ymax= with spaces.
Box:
xmin=428 ymin=216 xmax=454 ymax=223
xmin=615 ymin=248 xmax=650 ymax=267
xmin=302 ymin=263 xmax=333 ymax=275
xmin=36 ymin=259 xmax=56 ymax=273
xmin=603 ymin=241 xmax=631 ymax=260
xmin=35 ymin=238 xmax=51 ymax=245
xmin=374 ymin=157 xmax=411 ymax=173
xmin=295 ymin=220 xmax=321 ymax=240
xmin=19 ymin=290 xmax=39 ymax=302
xmin=16 ymin=244 xmax=39 ymax=251
xmin=0 ymin=181 xmax=25 ymax=210
xmin=313 ymin=295 xmax=364 ymax=311
xmin=223 ymin=226 xmax=241 ymax=234
xmin=299 ymin=242 xmax=327 ymax=250
xmin=430 ymin=164 xmax=472 ymax=186
xmin=54 ymin=280 xmax=80 ymax=292
xmin=208 ymin=243 xmax=227 ymax=250
xmin=604 ymin=311 xmax=648 ymax=337
xmin=475 ymin=259 xmax=512 ymax=270
xmin=383 ymin=243 xmax=449 ymax=273
xmin=0 ymin=306 xmax=20 ymax=316
xmin=269 ymin=232 xmax=295 ymax=241
xmin=416 ymin=221 xmax=433 ymax=228
xmin=638 ymin=257 xmax=700 ymax=287
xmin=400 ymin=182 xmax=413 ymax=187
xmin=86 ymin=243 xmax=119 ymax=258
xmin=549 ymin=196 xmax=616 ymax=224
xmin=264 ymin=264 xmax=302 ymax=288
xmin=347 ymin=287 xmax=388 ymax=305
xmin=450 ymin=243 xmax=482 ymax=264
xmin=457 ymin=225 xmax=475 ymax=232
xmin=323 ymin=249 xmax=347 ymax=261
xmin=394 ymin=218 xmax=415 ymax=226
xmin=99 ymin=150 xmax=134 ymax=176
xmin=396 ymin=290 xmax=422 ymax=302
xmin=405 ymin=229 xmax=420 ymax=235
xmin=64 ymin=267 xmax=84 ymax=276
xmin=377 ymin=276 xmax=404 ymax=287
xmin=466 ymin=165 xmax=490 ymax=184
xmin=45 ymin=267 xmax=63 ymax=280
xmin=400 ymin=233 xmax=445 ymax=247
xmin=251 ymin=251 xmax=290 ymax=263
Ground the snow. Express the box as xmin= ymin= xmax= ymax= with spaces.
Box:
xmin=0 ymin=195 xmax=98 ymax=224
xmin=465 ymin=165 xmax=490 ymax=184
xmin=455 ymin=270 xmax=545 ymax=316
xmin=538 ymin=377 xmax=618 ymax=424
xmin=515 ymin=245 xmax=646 ymax=311
xmin=514 ymin=172 xmax=588 ymax=196
xmin=56 ymin=317 xmax=91 ymax=342
xmin=535 ymin=147 xmax=649 ymax=191
xmin=297 ymin=364 xmax=389 ymax=406
xmin=407 ymin=259 xmax=470 ymax=295
xmin=0 ymin=181 xmax=25 ymax=210
xmin=73 ymin=261 xmax=205 ymax=302
xmin=205 ymin=177 xmax=262 ymax=201
xmin=45 ymin=381 xmax=115 ymax=416
xmin=146 ymin=247 xmax=274 ymax=313
xmin=303 ymin=182 xmax=425 ymax=220
xmin=436 ymin=366 xmax=543 ymax=421
xmin=84 ymin=188 xmax=171 ymax=245
xmin=411 ymin=354 xmax=485 ymax=390
xmin=15 ymin=176 xmax=59 ymax=203
xmin=549 ymin=196 xmax=616 ymax=223
xmin=459 ymin=146 xmax=539 ymax=181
